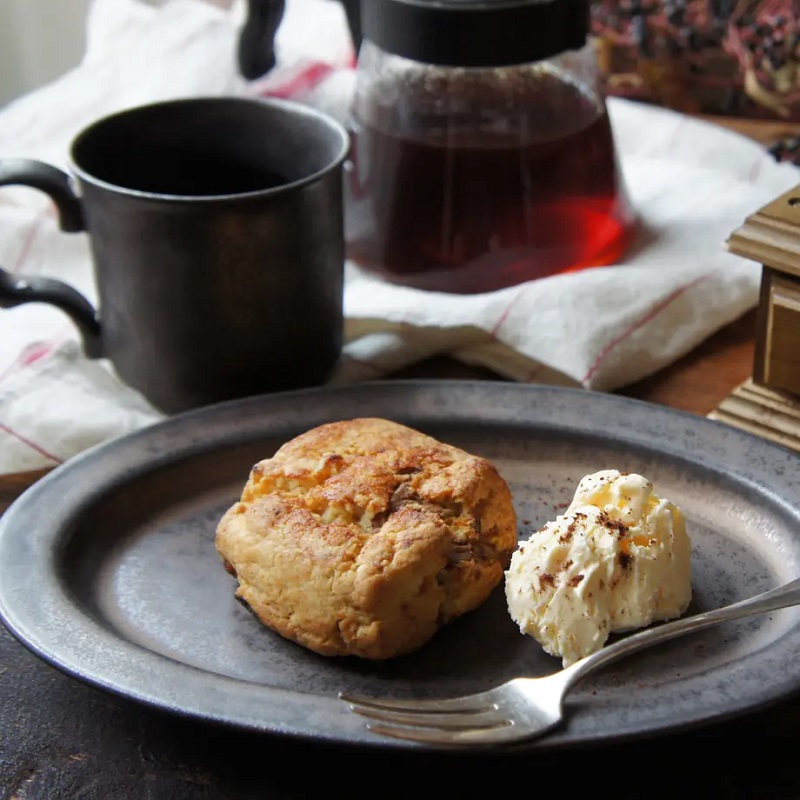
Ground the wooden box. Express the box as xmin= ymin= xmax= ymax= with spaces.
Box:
xmin=727 ymin=184 xmax=800 ymax=395
xmin=710 ymin=184 xmax=800 ymax=451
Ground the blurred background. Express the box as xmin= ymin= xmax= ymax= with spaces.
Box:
xmin=0 ymin=0 xmax=235 ymax=108
xmin=1 ymin=2 xmax=798 ymax=132
xmin=0 ymin=0 xmax=92 ymax=107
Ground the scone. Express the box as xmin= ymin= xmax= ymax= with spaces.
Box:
xmin=215 ymin=417 xmax=517 ymax=659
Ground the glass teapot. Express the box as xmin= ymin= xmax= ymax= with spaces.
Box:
xmin=241 ymin=0 xmax=635 ymax=294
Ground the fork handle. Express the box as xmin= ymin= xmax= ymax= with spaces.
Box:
xmin=560 ymin=576 xmax=800 ymax=692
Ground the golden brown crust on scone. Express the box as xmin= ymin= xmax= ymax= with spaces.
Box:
xmin=215 ymin=417 xmax=517 ymax=659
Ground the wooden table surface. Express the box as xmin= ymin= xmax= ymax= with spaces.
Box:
xmin=2 ymin=114 xmax=800 ymax=800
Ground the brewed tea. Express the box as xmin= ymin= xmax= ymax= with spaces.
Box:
xmin=345 ymin=71 xmax=635 ymax=293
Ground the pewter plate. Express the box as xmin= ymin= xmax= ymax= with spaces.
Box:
xmin=1 ymin=380 xmax=800 ymax=752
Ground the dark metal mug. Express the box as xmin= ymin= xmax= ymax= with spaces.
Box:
xmin=0 ymin=96 xmax=349 ymax=414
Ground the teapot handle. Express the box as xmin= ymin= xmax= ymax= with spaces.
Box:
xmin=340 ymin=0 xmax=362 ymax=52
xmin=238 ymin=0 xmax=285 ymax=81
xmin=238 ymin=0 xmax=362 ymax=81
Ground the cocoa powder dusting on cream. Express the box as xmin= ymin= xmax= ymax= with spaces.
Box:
xmin=597 ymin=509 xmax=628 ymax=537
xmin=539 ymin=573 xmax=556 ymax=588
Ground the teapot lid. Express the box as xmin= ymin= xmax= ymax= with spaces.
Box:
xmin=361 ymin=0 xmax=589 ymax=68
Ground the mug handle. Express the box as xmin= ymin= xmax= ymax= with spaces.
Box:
xmin=0 ymin=159 xmax=103 ymax=358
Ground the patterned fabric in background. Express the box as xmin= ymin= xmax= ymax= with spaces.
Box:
xmin=591 ymin=0 xmax=800 ymax=131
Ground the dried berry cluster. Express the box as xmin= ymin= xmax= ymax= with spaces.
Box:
xmin=591 ymin=0 xmax=800 ymax=131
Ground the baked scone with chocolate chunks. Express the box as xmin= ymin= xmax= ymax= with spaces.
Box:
xmin=215 ymin=417 xmax=517 ymax=660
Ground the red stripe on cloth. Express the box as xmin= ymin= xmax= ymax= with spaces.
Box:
xmin=0 ymin=423 xmax=62 ymax=464
xmin=20 ymin=341 xmax=55 ymax=367
xmin=491 ymin=287 xmax=528 ymax=336
xmin=0 ymin=330 xmax=71 ymax=387
xmin=13 ymin=208 xmax=51 ymax=274
xmin=581 ymin=272 xmax=713 ymax=386
xmin=262 ymin=62 xmax=335 ymax=99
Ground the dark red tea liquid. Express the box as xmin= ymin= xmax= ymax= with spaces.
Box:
xmin=345 ymin=75 xmax=635 ymax=293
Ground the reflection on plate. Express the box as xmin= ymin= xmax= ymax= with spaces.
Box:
xmin=1 ymin=380 xmax=799 ymax=752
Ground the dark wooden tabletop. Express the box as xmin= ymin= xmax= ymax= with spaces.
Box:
xmin=2 ymin=116 xmax=800 ymax=800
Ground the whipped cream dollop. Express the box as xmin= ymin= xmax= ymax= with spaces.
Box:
xmin=505 ymin=470 xmax=692 ymax=667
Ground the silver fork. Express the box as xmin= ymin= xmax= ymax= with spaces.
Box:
xmin=340 ymin=576 xmax=800 ymax=747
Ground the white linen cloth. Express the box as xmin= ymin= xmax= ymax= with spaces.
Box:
xmin=1 ymin=0 xmax=799 ymax=474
